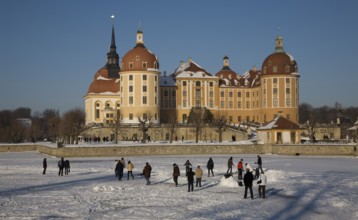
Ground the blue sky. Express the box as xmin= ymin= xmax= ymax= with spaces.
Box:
xmin=1 ymin=0 xmax=357 ymax=115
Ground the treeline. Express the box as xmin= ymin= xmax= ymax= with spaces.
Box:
xmin=299 ymin=102 xmax=358 ymax=124
xmin=0 ymin=107 xmax=84 ymax=144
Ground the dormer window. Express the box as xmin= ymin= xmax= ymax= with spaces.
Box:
xmin=136 ymin=55 xmax=140 ymax=61
xmin=129 ymin=62 xmax=133 ymax=69
xmin=285 ymin=65 xmax=290 ymax=73
xmin=273 ymin=66 xmax=278 ymax=73
xmin=268 ymin=60 xmax=272 ymax=66
xmin=142 ymin=62 xmax=147 ymax=69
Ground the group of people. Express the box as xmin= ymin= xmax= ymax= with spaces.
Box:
xmin=112 ymin=158 xmax=152 ymax=185
xmin=235 ymin=155 xmax=267 ymax=199
xmin=175 ymin=160 xmax=204 ymax=192
xmin=42 ymin=157 xmax=70 ymax=176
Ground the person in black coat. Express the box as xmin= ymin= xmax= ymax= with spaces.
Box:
xmin=43 ymin=158 xmax=47 ymax=175
xmin=257 ymin=155 xmax=263 ymax=173
xmin=243 ymin=168 xmax=254 ymax=199
xmin=58 ymin=157 xmax=64 ymax=176
xmin=115 ymin=160 xmax=124 ymax=181
xmin=184 ymin=160 xmax=192 ymax=174
xmin=207 ymin=157 xmax=214 ymax=177
xmin=186 ymin=168 xmax=195 ymax=192
xmin=64 ymin=160 xmax=70 ymax=175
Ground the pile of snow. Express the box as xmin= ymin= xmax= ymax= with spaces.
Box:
xmin=218 ymin=175 xmax=239 ymax=188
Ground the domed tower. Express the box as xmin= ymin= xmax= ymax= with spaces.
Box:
xmin=261 ymin=35 xmax=299 ymax=123
xmin=84 ymin=18 xmax=121 ymax=125
xmin=215 ymin=56 xmax=239 ymax=86
xmin=120 ymin=28 xmax=160 ymax=124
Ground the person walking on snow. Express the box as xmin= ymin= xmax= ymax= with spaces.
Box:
xmin=58 ymin=157 xmax=64 ymax=176
xmin=115 ymin=160 xmax=124 ymax=181
xmin=244 ymin=168 xmax=254 ymax=199
xmin=172 ymin=163 xmax=180 ymax=187
xmin=42 ymin=158 xmax=47 ymax=175
xmin=256 ymin=155 xmax=263 ymax=173
xmin=227 ymin=157 xmax=234 ymax=174
xmin=207 ymin=157 xmax=214 ymax=177
xmin=127 ymin=161 xmax=134 ymax=180
xmin=143 ymin=162 xmax=152 ymax=185
xmin=237 ymin=159 xmax=243 ymax=179
xmin=184 ymin=160 xmax=192 ymax=174
xmin=257 ymin=171 xmax=267 ymax=199
xmin=186 ymin=168 xmax=195 ymax=192
xmin=195 ymin=165 xmax=203 ymax=187
xmin=64 ymin=160 xmax=70 ymax=175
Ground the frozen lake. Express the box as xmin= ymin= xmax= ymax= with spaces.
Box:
xmin=0 ymin=152 xmax=357 ymax=219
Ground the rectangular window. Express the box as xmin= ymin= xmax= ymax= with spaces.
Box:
xmin=183 ymin=90 xmax=187 ymax=97
xmin=286 ymin=88 xmax=290 ymax=94
xmin=183 ymin=81 xmax=187 ymax=86
xmin=129 ymin=75 xmax=133 ymax=80
xmin=229 ymin=91 xmax=233 ymax=97
xmin=171 ymin=90 xmax=176 ymax=96
xmin=209 ymin=91 xmax=214 ymax=97
xmin=143 ymin=86 xmax=147 ymax=92
xmin=143 ymin=96 xmax=147 ymax=104
xmin=209 ymin=100 xmax=214 ymax=108
xmin=164 ymin=90 xmax=168 ymax=96
xmin=246 ymin=116 xmax=250 ymax=122
xmin=229 ymin=116 xmax=233 ymax=122
xmin=129 ymin=86 xmax=133 ymax=92
xmin=183 ymin=100 xmax=187 ymax=108
xmin=273 ymin=98 xmax=278 ymax=107
xmin=171 ymin=99 xmax=176 ymax=108
xmin=246 ymin=101 xmax=250 ymax=109
xmin=221 ymin=101 xmax=225 ymax=108
xmin=155 ymin=86 xmax=157 ymax=93
xmin=229 ymin=101 xmax=233 ymax=109
xmin=129 ymin=96 xmax=133 ymax=104
xmin=273 ymin=78 xmax=277 ymax=84
xmin=286 ymin=78 xmax=290 ymax=84
xmin=195 ymin=89 xmax=201 ymax=98
xmin=286 ymin=98 xmax=291 ymax=107
xmin=238 ymin=101 xmax=242 ymax=109
xmin=209 ymin=82 xmax=213 ymax=87
xmin=273 ymin=88 xmax=278 ymax=94
xmin=95 ymin=109 xmax=100 ymax=119
xmin=155 ymin=97 xmax=157 ymax=105
xmin=129 ymin=113 xmax=133 ymax=120
xmin=246 ymin=92 xmax=250 ymax=98
xmin=238 ymin=116 xmax=241 ymax=122
xmin=221 ymin=91 xmax=225 ymax=97
xmin=143 ymin=75 xmax=147 ymax=80
xmin=155 ymin=76 xmax=157 ymax=81
xmin=238 ymin=91 xmax=242 ymax=97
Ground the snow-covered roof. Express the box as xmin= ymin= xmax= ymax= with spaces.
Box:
xmin=258 ymin=116 xmax=301 ymax=130
xmin=160 ymin=74 xmax=176 ymax=86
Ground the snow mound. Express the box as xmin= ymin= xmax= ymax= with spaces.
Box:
xmin=93 ymin=185 xmax=118 ymax=192
xmin=218 ymin=176 xmax=239 ymax=188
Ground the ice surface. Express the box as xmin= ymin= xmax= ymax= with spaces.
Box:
xmin=0 ymin=152 xmax=357 ymax=219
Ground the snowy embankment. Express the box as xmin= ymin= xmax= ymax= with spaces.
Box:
xmin=0 ymin=152 xmax=357 ymax=219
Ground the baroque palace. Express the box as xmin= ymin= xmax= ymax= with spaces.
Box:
xmin=84 ymin=23 xmax=299 ymax=141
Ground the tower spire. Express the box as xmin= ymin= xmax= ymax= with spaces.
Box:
xmin=275 ymin=28 xmax=284 ymax=53
xmin=136 ymin=20 xmax=144 ymax=46
xmin=106 ymin=15 xmax=120 ymax=78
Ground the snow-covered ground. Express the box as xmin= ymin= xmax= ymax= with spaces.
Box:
xmin=0 ymin=152 xmax=357 ymax=219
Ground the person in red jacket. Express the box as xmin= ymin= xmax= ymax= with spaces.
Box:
xmin=237 ymin=159 xmax=243 ymax=179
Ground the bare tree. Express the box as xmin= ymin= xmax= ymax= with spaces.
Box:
xmin=212 ymin=114 xmax=227 ymax=143
xmin=62 ymin=108 xmax=85 ymax=144
xmin=29 ymin=116 xmax=42 ymax=142
xmin=306 ymin=109 xmax=318 ymax=143
xmin=188 ymin=107 xmax=213 ymax=143
xmin=112 ymin=110 xmax=121 ymax=144
xmin=138 ymin=113 xmax=153 ymax=143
